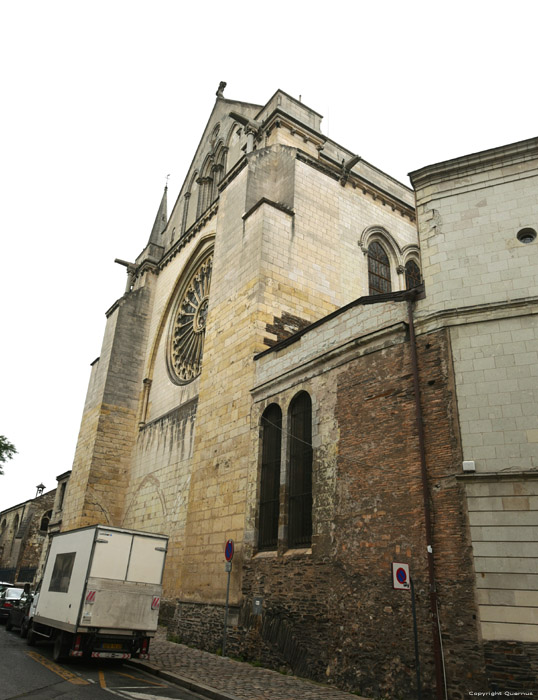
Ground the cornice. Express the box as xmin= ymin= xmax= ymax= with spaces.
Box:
xmin=158 ymin=201 xmax=219 ymax=271
xmin=414 ymin=295 xmax=538 ymax=335
xmin=255 ymin=288 xmax=416 ymax=360
xmin=251 ymin=321 xmax=408 ymax=400
xmin=297 ymin=151 xmax=416 ymax=222
xmin=255 ymin=89 xmax=323 ymax=121
xmin=457 ymin=470 xmax=538 ymax=482
xmin=261 ymin=110 xmax=326 ymax=150
xmin=409 ymin=136 xmax=538 ymax=191
xmin=105 ymin=298 xmax=120 ymax=318
xmin=243 ymin=197 xmax=294 ymax=222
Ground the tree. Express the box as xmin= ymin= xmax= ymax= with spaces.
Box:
xmin=0 ymin=435 xmax=17 ymax=475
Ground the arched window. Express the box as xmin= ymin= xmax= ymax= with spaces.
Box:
xmin=368 ymin=241 xmax=391 ymax=295
xmin=258 ymin=404 xmax=282 ymax=550
xmin=288 ymin=392 xmax=312 ymax=548
xmin=12 ymin=514 xmax=19 ymax=534
xmin=40 ymin=510 xmax=52 ymax=532
xmin=196 ymin=175 xmax=213 ymax=218
xmin=405 ymin=260 xmax=421 ymax=289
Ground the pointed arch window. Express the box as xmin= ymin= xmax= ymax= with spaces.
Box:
xmin=258 ymin=404 xmax=282 ymax=550
xmin=40 ymin=510 xmax=53 ymax=532
xmin=368 ymin=241 xmax=391 ymax=295
xmin=288 ymin=392 xmax=312 ymax=548
xmin=405 ymin=260 xmax=421 ymax=290
xmin=197 ymin=176 xmax=213 ymax=218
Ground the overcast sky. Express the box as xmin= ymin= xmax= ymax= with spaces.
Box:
xmin=0 ymin=0 xmax=535 ymax=511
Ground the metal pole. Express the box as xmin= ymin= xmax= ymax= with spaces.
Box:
xmin=407 ymin=297 xmax=445 ymax=699
xmin=410 ymin=577 xmax=422 ymax=700
xmin=222 ymin=563 xmax=231 ymax=657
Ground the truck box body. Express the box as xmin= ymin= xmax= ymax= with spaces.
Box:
xmin=31 ymin=525 xmax=167 ymax=659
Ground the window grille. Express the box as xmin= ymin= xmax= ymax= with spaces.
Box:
xmin=288 ymin=392 xmax=312 ymax=547
xmin=258 ymin=404 xmax=282 ymax=550
xmin=405 ymin=260 xmax=421 ymax=289
xmin=368 ymin=241 xmax=391 ymax=295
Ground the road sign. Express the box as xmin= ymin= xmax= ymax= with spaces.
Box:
xmin=392 ymin=562 xmax=410 ymax=590
xmin=225 ymin=539 xmax=234 ymax=562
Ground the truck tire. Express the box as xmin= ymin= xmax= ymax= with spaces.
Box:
xmin=53 ymin=631 xmax=71 ymax=663
xmin=26 ymin=621 xmax=37 ymax=646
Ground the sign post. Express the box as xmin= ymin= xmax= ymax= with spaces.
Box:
xmin=222 ymin=539 xmax=234 ymax=657
xmin=392 ymin=562 xmax=421 ymax=700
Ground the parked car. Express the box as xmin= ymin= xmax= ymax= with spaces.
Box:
xmin=6 ymin=591 xmax=33 ymax=635
xmin=0 ymin=582 xmax=15 ymax=594
xmin=0 ymin=587 xmax=24 ymax=623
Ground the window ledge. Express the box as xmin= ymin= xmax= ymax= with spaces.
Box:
xmin=253 ymin=550 xmax=278 ymax=559
xmin=284 ymin=547 xmax=312 ymax=557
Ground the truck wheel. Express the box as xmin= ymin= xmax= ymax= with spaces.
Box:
xmin=53 ymin=632 xmax=71 ymax=663
xmin=26 ymin=621 xmax=37 ymax=646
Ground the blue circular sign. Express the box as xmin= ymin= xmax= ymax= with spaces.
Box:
xmin=225 ymin=539 xmax=234 ymax=562
xmin=396 ymin=567 xmax=407 ymax=584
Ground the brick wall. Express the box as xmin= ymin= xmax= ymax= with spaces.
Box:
xmin=229 ymin=328 xmax=486 ymax=699
xmin=331 ymin=329 xmax=486 ymax=698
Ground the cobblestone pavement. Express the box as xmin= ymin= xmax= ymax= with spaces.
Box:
xmin=130 ymin=627 xmax=370 ymax=700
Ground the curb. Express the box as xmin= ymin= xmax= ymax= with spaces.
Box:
xmin=126 ymin=659 xmax=242 ymax=700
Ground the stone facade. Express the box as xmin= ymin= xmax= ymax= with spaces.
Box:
xmin=0 ymin=471 xmax=71 ymax=585
xmin=0 ymin=489 xmax=56 ymax=584
xmin=55 ymin=86 xmax=537 ymax=698
xmin=410 ymin=141 xmax=538 ymax=692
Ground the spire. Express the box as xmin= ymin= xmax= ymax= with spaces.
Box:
xmin=148 ymin=184 xmax=168 ymax=245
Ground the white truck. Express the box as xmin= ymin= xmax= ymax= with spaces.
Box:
xmin=27 ymin=525 xmax=168 ymax=662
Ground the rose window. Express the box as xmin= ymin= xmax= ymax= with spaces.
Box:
xmin=169 ymin=257 xmax=212 ymax=384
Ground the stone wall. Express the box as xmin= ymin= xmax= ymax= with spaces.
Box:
xmin=411 ymin=138 xmax=538 ymax=686
xmin=0 ymin=489 xmax=56 ymax=584
xmin=62 ymin=283 xmax=155 ymax=530
xmin=484 ymin=640 xmax=538 ymax=690
xmin=171 ymin=315 xmax=486 ymax=699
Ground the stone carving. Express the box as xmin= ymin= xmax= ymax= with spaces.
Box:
xmin=169 ymin=257 xmax=213 ymax=384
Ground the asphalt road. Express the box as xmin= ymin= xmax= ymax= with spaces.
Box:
xmin=0 ymin=624 xmax=206 ymax=700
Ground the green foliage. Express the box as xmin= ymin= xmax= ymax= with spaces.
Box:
xmin=0 ymin=435 xmax=17 ymax=475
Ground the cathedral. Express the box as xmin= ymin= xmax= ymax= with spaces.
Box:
xmin=57 ymin=85 xmax=538 ymax=698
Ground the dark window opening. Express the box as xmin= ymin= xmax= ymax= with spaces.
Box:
xmin=405 ymin=260 xmax=421 ymax=289
xmin=258 ymin=404 xmax=282 ymax=550
xmin=517 ymin=227 xmax=537 ymax=244
xmin=40 ymin=510 xmax=52 ymax=532
xmin=368 ymin=241 xmax=391 ymax=295
xmin=49 ymin=552 xmax=76 ymax=593
xmin=288 ymin=392 xmax=312 ymax=548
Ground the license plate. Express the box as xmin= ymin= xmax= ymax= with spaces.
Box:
xmin=102 ymin=643 xmax=122 ymax=649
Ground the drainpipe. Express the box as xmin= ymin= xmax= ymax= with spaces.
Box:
xmin=406 ymin=292 xmax=445 ymax=700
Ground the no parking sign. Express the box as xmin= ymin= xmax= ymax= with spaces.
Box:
xmin=392 ymin=562 xmax=410 ymax=590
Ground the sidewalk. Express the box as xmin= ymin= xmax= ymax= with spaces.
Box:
xmin=129 ymin=626 xmax=370 ymax=700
